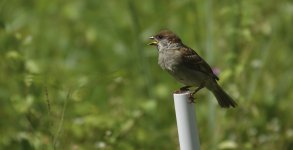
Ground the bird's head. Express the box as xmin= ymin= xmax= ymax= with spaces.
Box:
xmin=148 ymin=30 xmax=182 ymax=50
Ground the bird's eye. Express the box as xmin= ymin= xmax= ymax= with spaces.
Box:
xmin=157 ymin=35 xmax=163 ymax=39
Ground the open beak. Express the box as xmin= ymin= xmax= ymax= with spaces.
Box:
xmin=148 ymin=36 xmax=158 ymax=46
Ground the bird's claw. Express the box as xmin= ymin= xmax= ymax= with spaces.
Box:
xmin=174 ymin=89 xmax=182 ymax=94
xmin=174 ymin=88 xmax=188 ymax=94
xmin=188 ymin=93 xmax=196 ymax=103
xmin=174 ymin=86 xmax=191 ymax=94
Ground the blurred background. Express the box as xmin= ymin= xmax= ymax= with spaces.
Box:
xmin=0 ymin=0 xmax=293 ymax=149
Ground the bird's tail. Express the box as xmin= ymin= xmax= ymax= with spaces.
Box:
xmin=210 ymin=83 xmax=237 ymax=108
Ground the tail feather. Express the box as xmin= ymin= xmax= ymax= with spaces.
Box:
xmin=211 ymin=84 xmax=237 ymax=108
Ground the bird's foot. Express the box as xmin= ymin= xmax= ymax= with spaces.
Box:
xmin=174 ymin=86 xmax=191 ymax=94
xmin=188 ymin=93 xmax=196 ymax=103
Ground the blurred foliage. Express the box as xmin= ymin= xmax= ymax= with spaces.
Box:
xmin=0 ymin=0 xmax=293 ymax=149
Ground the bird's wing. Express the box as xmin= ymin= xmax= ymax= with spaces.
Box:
xmin=180 ymin=46 xmax=219 ymax=81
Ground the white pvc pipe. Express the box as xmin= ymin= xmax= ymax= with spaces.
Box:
xmin=173 ymin=91 xmax=200 ymax=150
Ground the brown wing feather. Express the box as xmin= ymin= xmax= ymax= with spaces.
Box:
xmin=180 ymin=46 xmax=219 ymax=81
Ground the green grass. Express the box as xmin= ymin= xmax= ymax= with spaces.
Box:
xmin=0 ymin=0 xmax=293 ymax=149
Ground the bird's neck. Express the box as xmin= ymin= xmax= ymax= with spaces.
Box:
xmin=158 ymin=42 xmax=182 ymax=52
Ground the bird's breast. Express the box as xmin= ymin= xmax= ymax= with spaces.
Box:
xmin=157 ymin=49 xmax=208 ymax=86
xmin=158 ymin=50 xmax=181 ymax=71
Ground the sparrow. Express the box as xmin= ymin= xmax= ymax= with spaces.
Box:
xmin=148 ymin=30 xmax=237 ymax=108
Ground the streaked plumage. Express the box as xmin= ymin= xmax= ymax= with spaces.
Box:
xmin=149 ymin=30 xmax=237 ymax=108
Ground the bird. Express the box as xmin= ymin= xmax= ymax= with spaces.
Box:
xmin=148 ymin=30 xmax=237 ymax=108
